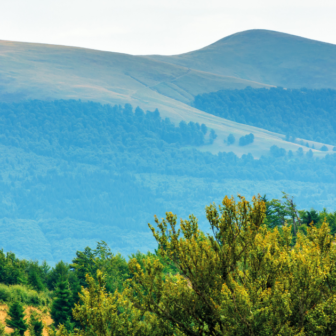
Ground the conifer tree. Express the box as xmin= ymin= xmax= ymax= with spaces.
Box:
xmin=29 ymin=312 xmax=43 ymax=336
xmin=29 ymin=270 xmax=44 ymax=291
xmin=51 ymin=279 xmax=73 ymax=327
xmin=5 ymin=301 xmax=28 ymax=336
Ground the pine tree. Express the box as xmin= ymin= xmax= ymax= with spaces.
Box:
xmin=51 ymin=280 xmax=73 ymax=327
xmin=5 ymin=301 xmax=28 ymax=336
xmin=29 ymin=312 xmax=43 ymax=336
xmin=29 ymin=270 xmax=44 ymax=291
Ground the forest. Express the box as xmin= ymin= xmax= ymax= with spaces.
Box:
xmin=0 ymin=195 xmax=336 ymax=335
xmin=193 ymin=87 xmax=336 ymax=146
xmin=1 ymin=100 xmax=336 ymax=262
xmin=1 ymin=100 xmax=336 ymax=183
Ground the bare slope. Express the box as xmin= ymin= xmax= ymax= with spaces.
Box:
xmin=148 ymin=29 xmax=336 ymax=89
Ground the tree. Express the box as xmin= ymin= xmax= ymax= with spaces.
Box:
xmin=320 ymin=145 xmax=328 ymax=151
xmin=306 ymin=149 xmax=313 ymax=158
xmin=270 ymin=145 xmax=286 ymax=157
xmin=51 ymin=280 xmax=73 ymax=327
xmin=301 ymin=209 xmax=320 ymax=227
xmin=70 ymin=247 xmax=97 ymax=287
xmin=29 ymin=311 xmax=44 ymax=336
xmin=209 ymin=129 xmax=217 ymax=144
xmin=47 ymin=261 xmax=70 ymax=290
xmin=29 ymin=270 xmax=44 ymax=291
xmin=6 ymin=301 xmax=28 ymax=336
xmin=239 ymin=133 xmax=254 ymax=146
xmin=0 ymin=322 xmax=5 ymax=336
xmin=74 ymin=195 xmax=336 ymax=335
xmin=296 ymin=147 xmax=304 ymax=156
xmin=227 ymin=134 xmax=235 ymax=145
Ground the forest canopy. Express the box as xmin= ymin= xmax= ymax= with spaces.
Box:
xmin=193 ymin=87 xmax=336 ymax=145
xmin=1 ymin=100 xmax=336 ymax=262
xmin=1 ymin=195 xmax=336 ymax=336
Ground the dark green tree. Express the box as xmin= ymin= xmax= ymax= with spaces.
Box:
xmin=29 ymin=312 xmax=43 ymax=336
xmin=301 ymin=209 xmax=320 ymax=227
xmin=5 ymin=301 xmax=28 ymax=336
xmin=51 ymin=280 xmax=73 ymax=327
xmin=29 ymin=270 xmax=44 ymax=291
xmin=46 ymin=261 xmax=69 ymax=290
xmin=70 ymin=247 xmax=97 ymax=287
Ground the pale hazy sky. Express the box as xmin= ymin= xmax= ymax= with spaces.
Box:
xmin=1 ymin=0 xmax=336 ymax=55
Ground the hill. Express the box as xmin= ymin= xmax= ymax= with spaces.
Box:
xmin=1 ymin=33 xmax=334 ymax=157
xmin=1 ymin=31 xmax=336 ymax=262
xmin=193 ymin=87 xmax=336 ymax=146
xmin=1 ymin=100 xmax=336 ymax=263
xmin=149 ymin=29 xmax=336 ymax=89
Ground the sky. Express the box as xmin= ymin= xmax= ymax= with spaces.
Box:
xmin=1 ymin=0 xmax=336 ymax=55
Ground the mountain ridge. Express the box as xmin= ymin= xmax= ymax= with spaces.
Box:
xmin=148 ymin=29 xmax=336 ymax=89
xmin=1 ymin=30 xmax=335 ymax=156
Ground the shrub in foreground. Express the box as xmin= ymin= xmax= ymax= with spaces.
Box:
xmin=57 ymin=196 xmax=336 ymax=335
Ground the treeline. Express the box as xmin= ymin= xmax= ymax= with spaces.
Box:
xmin=1 ymin=195 xmax=336 ymax=335
xmin=193 ymin=87 xmax=336 ymax=146
xmin=0 ymin=242 xmax=174 ymax=333
xmin=0 ymin=100 xmax=214 ymax=157
xmin=1 ymin=100 xmax=336 ymax=184
xmin=1 ymin=100 xmax=336 ymax=262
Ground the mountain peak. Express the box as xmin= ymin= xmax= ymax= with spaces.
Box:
xmin=148 ymin=29 xmax=336 ymax=89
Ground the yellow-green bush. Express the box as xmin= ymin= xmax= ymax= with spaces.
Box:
xmin=0 ymin=284 xmax=51 ymax=307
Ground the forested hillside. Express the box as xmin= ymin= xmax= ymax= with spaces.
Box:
xmin=1 ymin=100 xmax=336 ymax=262
xmin=193 ymin=87 xmax=336 ymax=146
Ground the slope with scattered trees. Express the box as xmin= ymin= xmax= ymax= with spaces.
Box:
xmin=193 ymin=87 xmax=336 ymax=146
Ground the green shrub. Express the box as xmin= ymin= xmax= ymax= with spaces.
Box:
xmin=0 ymin=284 xmax=51 ymax=307
xmin=0 ymin=285 xmax=11 ymax=302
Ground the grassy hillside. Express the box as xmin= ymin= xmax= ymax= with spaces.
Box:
xmin=149 ymin=29 xmax=336 ymax=89
xmin=1 ymin=35 xmax=333 ymax=157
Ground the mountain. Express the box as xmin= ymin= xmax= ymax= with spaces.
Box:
xmin=148 ymin=29 xmax=336 ymax=89
xmin=1 ymin=31 xmax=335 ymax=158
xmin=1 ymin=30 xmax=336 ymax=263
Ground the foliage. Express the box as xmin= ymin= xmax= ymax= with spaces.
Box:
xmin=0 ymin=322 xmax=6 ymax=336
xmin=70 ymin=271 xmax=165 ymax=336
xmin=270 ymin=145 xmax=286 ymax=157
xmin=70 ymin=242 xmax=130 ymax=293
xmin=2 ymin=100 xmax=336 ymax=261
xmin=29 ymin=311 xmax=44 ymax=336
xmin=51 ymin=280 xmax=73 ymax=327
xmin=193 ymin=87 xmax=336 ymax=145
xmin=0 ymin=284 xmax=50 ymax=307
xmin=5 ymin=301 xmax=28 ymax=336
xmin=238 ymin=133 xmax=254 ymax=146
xmin=226 ymin=134 xmax=235 ymax=145
xmin=75 ymin=195 xmax=336 ymax=335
